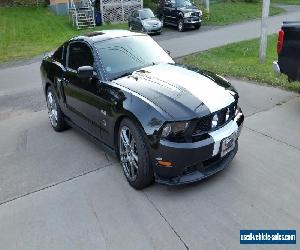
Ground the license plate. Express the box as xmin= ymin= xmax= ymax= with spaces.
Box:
xmin=221 ymin=132 xmax=237 ymax=157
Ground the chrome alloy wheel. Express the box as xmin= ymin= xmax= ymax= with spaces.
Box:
xmin=47 ymin=92 xmax=58 ymax=127
xmin=178 ymin=19 xmax=184 ymax=32
xmin=119 ymin=126 xmax=139 ymax=181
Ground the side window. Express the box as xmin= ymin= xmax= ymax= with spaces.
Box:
xmin=68 ymin=42 xmax=94 ymax=71
xmin=133 ymin=11 xmax=138 ymax=18
xmin=62 ymin=45 xmax=67 ymax=66
xmin=165 ymin=0 xmax=174 ymax=7
xmin=53 ymin=46 xmax=64 ymax=64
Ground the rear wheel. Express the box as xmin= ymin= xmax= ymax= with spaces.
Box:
xmin=118 ymin=118 xmax=154 ymax=189
xmin=129 ymin=23 xmax=133 ymax=31
xmin=46 ymin=86 xmax=67 ymax=132
xmin=178 ymin=18 xmax=184 ymax=32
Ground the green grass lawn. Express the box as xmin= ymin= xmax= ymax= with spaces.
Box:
xmin=0 ymin=3 xmax=285 ymax=64
xmin=0 ymin=7 xmax=127 ymax=64
xmin=182 ymin=35 xmax=300 ymax=92
xmin=204 ymin=2 xmax=284 ymax=26
xmin=271 ymin=0 xmax=300 ymax=5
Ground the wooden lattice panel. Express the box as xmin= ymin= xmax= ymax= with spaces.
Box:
xmin=101 ymin=0 xmax=142 ymax=23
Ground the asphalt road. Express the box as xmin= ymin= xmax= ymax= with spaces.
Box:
xmin=156 ymin=4 xmax=300 ymax=57
xmin=1 ymin=8 xmax=300 ymax=249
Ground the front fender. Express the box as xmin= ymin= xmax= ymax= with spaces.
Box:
xmin=124 ymin=91 xmax=173 ymax=136
xmin=102 ymin=84 xmax=173 ymax=150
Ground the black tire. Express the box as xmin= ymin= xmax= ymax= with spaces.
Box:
xmin=178 ymin=18 xmax=184 ymax=32
xmin=46 ymin=86 xmax=67 ymax=132
xmin=118 ymin=118 xmax=154 ymax=189
xmin=194 ymin=23 xmax=201 ymax=30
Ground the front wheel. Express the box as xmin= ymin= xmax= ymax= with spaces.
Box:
xmin=194 ymin=23 xmax=201 ymax=30
xmin=118 ymin=118 xmax=154 ymax=189
xmin=178 ymin=19 xmax=184 ymax=32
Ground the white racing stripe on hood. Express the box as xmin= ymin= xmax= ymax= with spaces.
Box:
xmin=142 ymin=64 xmax=235 ymax=113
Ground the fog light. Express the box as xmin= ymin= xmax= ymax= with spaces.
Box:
xmin=212 ymin=114 xmax=218 ymax=128
xmin=226 ymin=108 xmax=230 ymax=121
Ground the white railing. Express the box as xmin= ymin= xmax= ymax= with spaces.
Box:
xmin=68 ymin=0 xmax=95 ymax=29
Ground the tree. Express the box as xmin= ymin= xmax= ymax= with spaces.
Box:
xmin=259 ymin=0 xmax=270 ymax=64
xmin=204 ymin=0 xmax=209 ymax=13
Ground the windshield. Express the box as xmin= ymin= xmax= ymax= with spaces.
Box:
xmin=94 ymin=35 xmax=174 ymax=80
xmin=176 ymin=0 xmax=193 ymax=7
xmin=139 ymin=9 xmax=155 ymax=20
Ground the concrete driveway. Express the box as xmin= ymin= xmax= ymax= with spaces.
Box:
xmin=1 ymin=8 xmax=300 ymax=249
xmin=0 ymin=76 xmax=299 ymax=249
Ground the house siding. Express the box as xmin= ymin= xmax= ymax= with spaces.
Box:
xmin=48 ymin=0 xmax=69 ymax=15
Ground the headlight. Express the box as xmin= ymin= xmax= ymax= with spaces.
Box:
xmin=142 ymin=22 xmax=151 ymax=28
xmin=184 ymin=12 xmax=193 ymax=18
xmin=161 ymin=121 xmax=190 ymax=138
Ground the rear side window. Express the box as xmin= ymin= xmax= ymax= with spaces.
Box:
xmin=68 ymin=42 xmax=94 ymax=70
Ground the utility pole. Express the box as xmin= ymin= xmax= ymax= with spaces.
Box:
xmin=204 ymin=0 xmax=209 ymax=13
xmin=259 ymin=0 xmax=270 ymax=64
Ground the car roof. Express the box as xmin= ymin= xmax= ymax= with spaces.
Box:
xmin=138 ymin=8 xmax=152 ymax=12
xmin=69 ymin=30 xmax=145 ymax=44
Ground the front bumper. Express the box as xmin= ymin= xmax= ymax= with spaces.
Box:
xmin=152 ymin=109 xmax=244 ymax=185
xmin=183 ymin=17 xmax=201 ymax=26
xmin=273 ymin=61 xmax=281 ymax=74
xmin=156 ymin=143 xmax=238 ymax=185
xmin=143 ymin=26 xmax=162 ymax=34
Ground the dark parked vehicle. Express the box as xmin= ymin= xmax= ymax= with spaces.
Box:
xmin=128 ymin=8 xmax=162 ymax=34
xmin=40 ymin=30 xmax=244 ymax=189
xmin=273 ymin=21 xmax=300 ymax=82
xmin=157 ymin=0 xmax=202 ymax=32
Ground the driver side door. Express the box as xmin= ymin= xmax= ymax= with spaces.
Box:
xmin=63 ymin=41 xmax=102 ymax=138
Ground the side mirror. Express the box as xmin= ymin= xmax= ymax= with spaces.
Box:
xmin=77 ymin=66 xmax=94 ymax=79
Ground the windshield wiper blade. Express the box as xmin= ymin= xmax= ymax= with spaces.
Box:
xmin=113 ymin=72 xmax=133 ymax=80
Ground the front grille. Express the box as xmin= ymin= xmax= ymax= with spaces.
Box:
xmin=193 ymin=102 xmax=237 ymax=136
xmin=195 ymin=115 xmax=212 ymax=132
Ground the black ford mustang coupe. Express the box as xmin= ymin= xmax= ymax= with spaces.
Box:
xmin=41 ymin=30 xmax=244 ymax=189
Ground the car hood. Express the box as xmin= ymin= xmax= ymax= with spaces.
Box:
xmin=113 ymin=64 xmax=237 ymax=120
xmin=178 ymin=6 xmax=198 ymax=13
xmin=142 ymin=18 xmax=161 ymax=25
